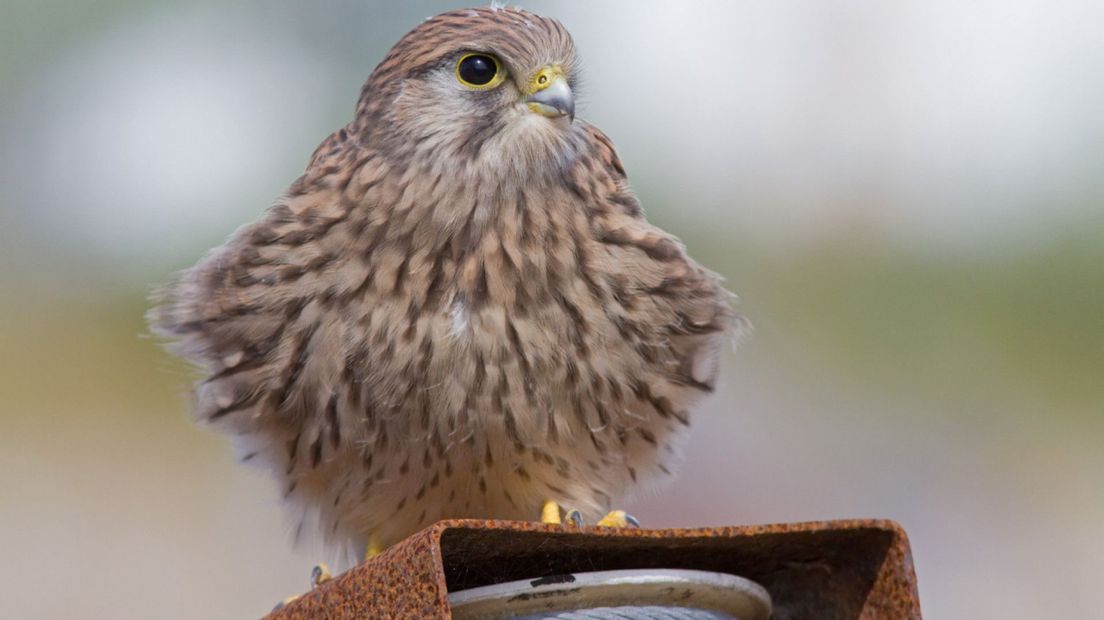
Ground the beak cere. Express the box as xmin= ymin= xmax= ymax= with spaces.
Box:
xmin=525 ymin=67 xmax=575 ymax=121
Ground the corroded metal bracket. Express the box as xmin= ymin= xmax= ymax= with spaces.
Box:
xmin=267 ymin=519 xmax=921 ymax=619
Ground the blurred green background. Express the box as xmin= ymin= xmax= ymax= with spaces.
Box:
xmin=2 ymin=1 xmax=1101 ymax=618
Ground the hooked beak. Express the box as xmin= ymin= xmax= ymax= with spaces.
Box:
xmin=525 ymin=67 xmax=574 ymax=121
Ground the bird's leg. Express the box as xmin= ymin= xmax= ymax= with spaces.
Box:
xmin=596 ymin=510 xmax=641 ymax=528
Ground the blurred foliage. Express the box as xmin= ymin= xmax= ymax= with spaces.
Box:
xmin=1 ymin=296 xmax=175 ymax=412
xmin=665 ymin=215 xmax=1104 ymax=425
xmin=1 ymin=0 xmax=144 ymax=86
xmin=758 ymin=224 xmax=1103 ymax=418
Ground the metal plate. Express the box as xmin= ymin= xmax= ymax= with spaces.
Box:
xmin=448 ymin=568 xmax=772 ymax=620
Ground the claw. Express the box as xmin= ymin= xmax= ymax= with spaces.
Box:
xmin=596 ymin=509 xmax=641 ymax=528
xmin=310 ymin=564 xmax=332 ymax=587
xmin=272 ymin=562 xmax=331 ymax=611
xmin=542 ymin=500 xmax=591 ymax=527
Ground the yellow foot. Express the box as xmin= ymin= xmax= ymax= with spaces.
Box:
xmin=596 ymin=510 xmax=641 ymax=528
xmin=271 ymin=563 xmax=332 ymax=611
xmin=539 ymin=500 xmax=586 ymax=527
xmin=365 ymin=533 xmax=383 ymax=561
xmin=541 ymin=499 xmax=562 ymax=524
xmin=311 ymin=564 xmax=332 ymax=586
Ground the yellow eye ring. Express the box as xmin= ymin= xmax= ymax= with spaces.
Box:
xmin=456 ymin=53 xmax=506 ymax=90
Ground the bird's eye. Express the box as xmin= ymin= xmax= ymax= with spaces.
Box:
xmin=456 ymin=53 xmax=504 ymax=89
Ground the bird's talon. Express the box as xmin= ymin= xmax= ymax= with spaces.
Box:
xmin=273 ymin=562 xmax=330 ymax=611
xmin=596 ymin=509 xmax=640 ymax=528
xmin=310 ymin=563 xmax=332 ymax=587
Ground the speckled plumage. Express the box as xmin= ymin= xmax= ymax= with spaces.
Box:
xmin=151 ymin=6 xmax=739 ymax=553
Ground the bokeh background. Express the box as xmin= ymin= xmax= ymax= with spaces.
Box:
xmin=2 ymin=1 xmax=1101 ymax=617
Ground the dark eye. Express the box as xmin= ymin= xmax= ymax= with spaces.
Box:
xmin=456 ymin=53 xmax=504 ymax=89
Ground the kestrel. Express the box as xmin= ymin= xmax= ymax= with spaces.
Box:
xmin=151 ymin=6 xmax=739 ymax=559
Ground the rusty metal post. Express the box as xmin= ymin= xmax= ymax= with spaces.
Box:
xmin=268 ymin=519 xmax=921 ymax=619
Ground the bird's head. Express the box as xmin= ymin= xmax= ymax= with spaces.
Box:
xmin=352 ymin=7 xmax=582 ymax=178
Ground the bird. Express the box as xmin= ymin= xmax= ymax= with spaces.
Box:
xmin=150 ymin=5 xmax=740 ymax=563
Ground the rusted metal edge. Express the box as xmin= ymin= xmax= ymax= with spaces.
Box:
xmin=268 ymin=519 xmax=920 ymax=619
